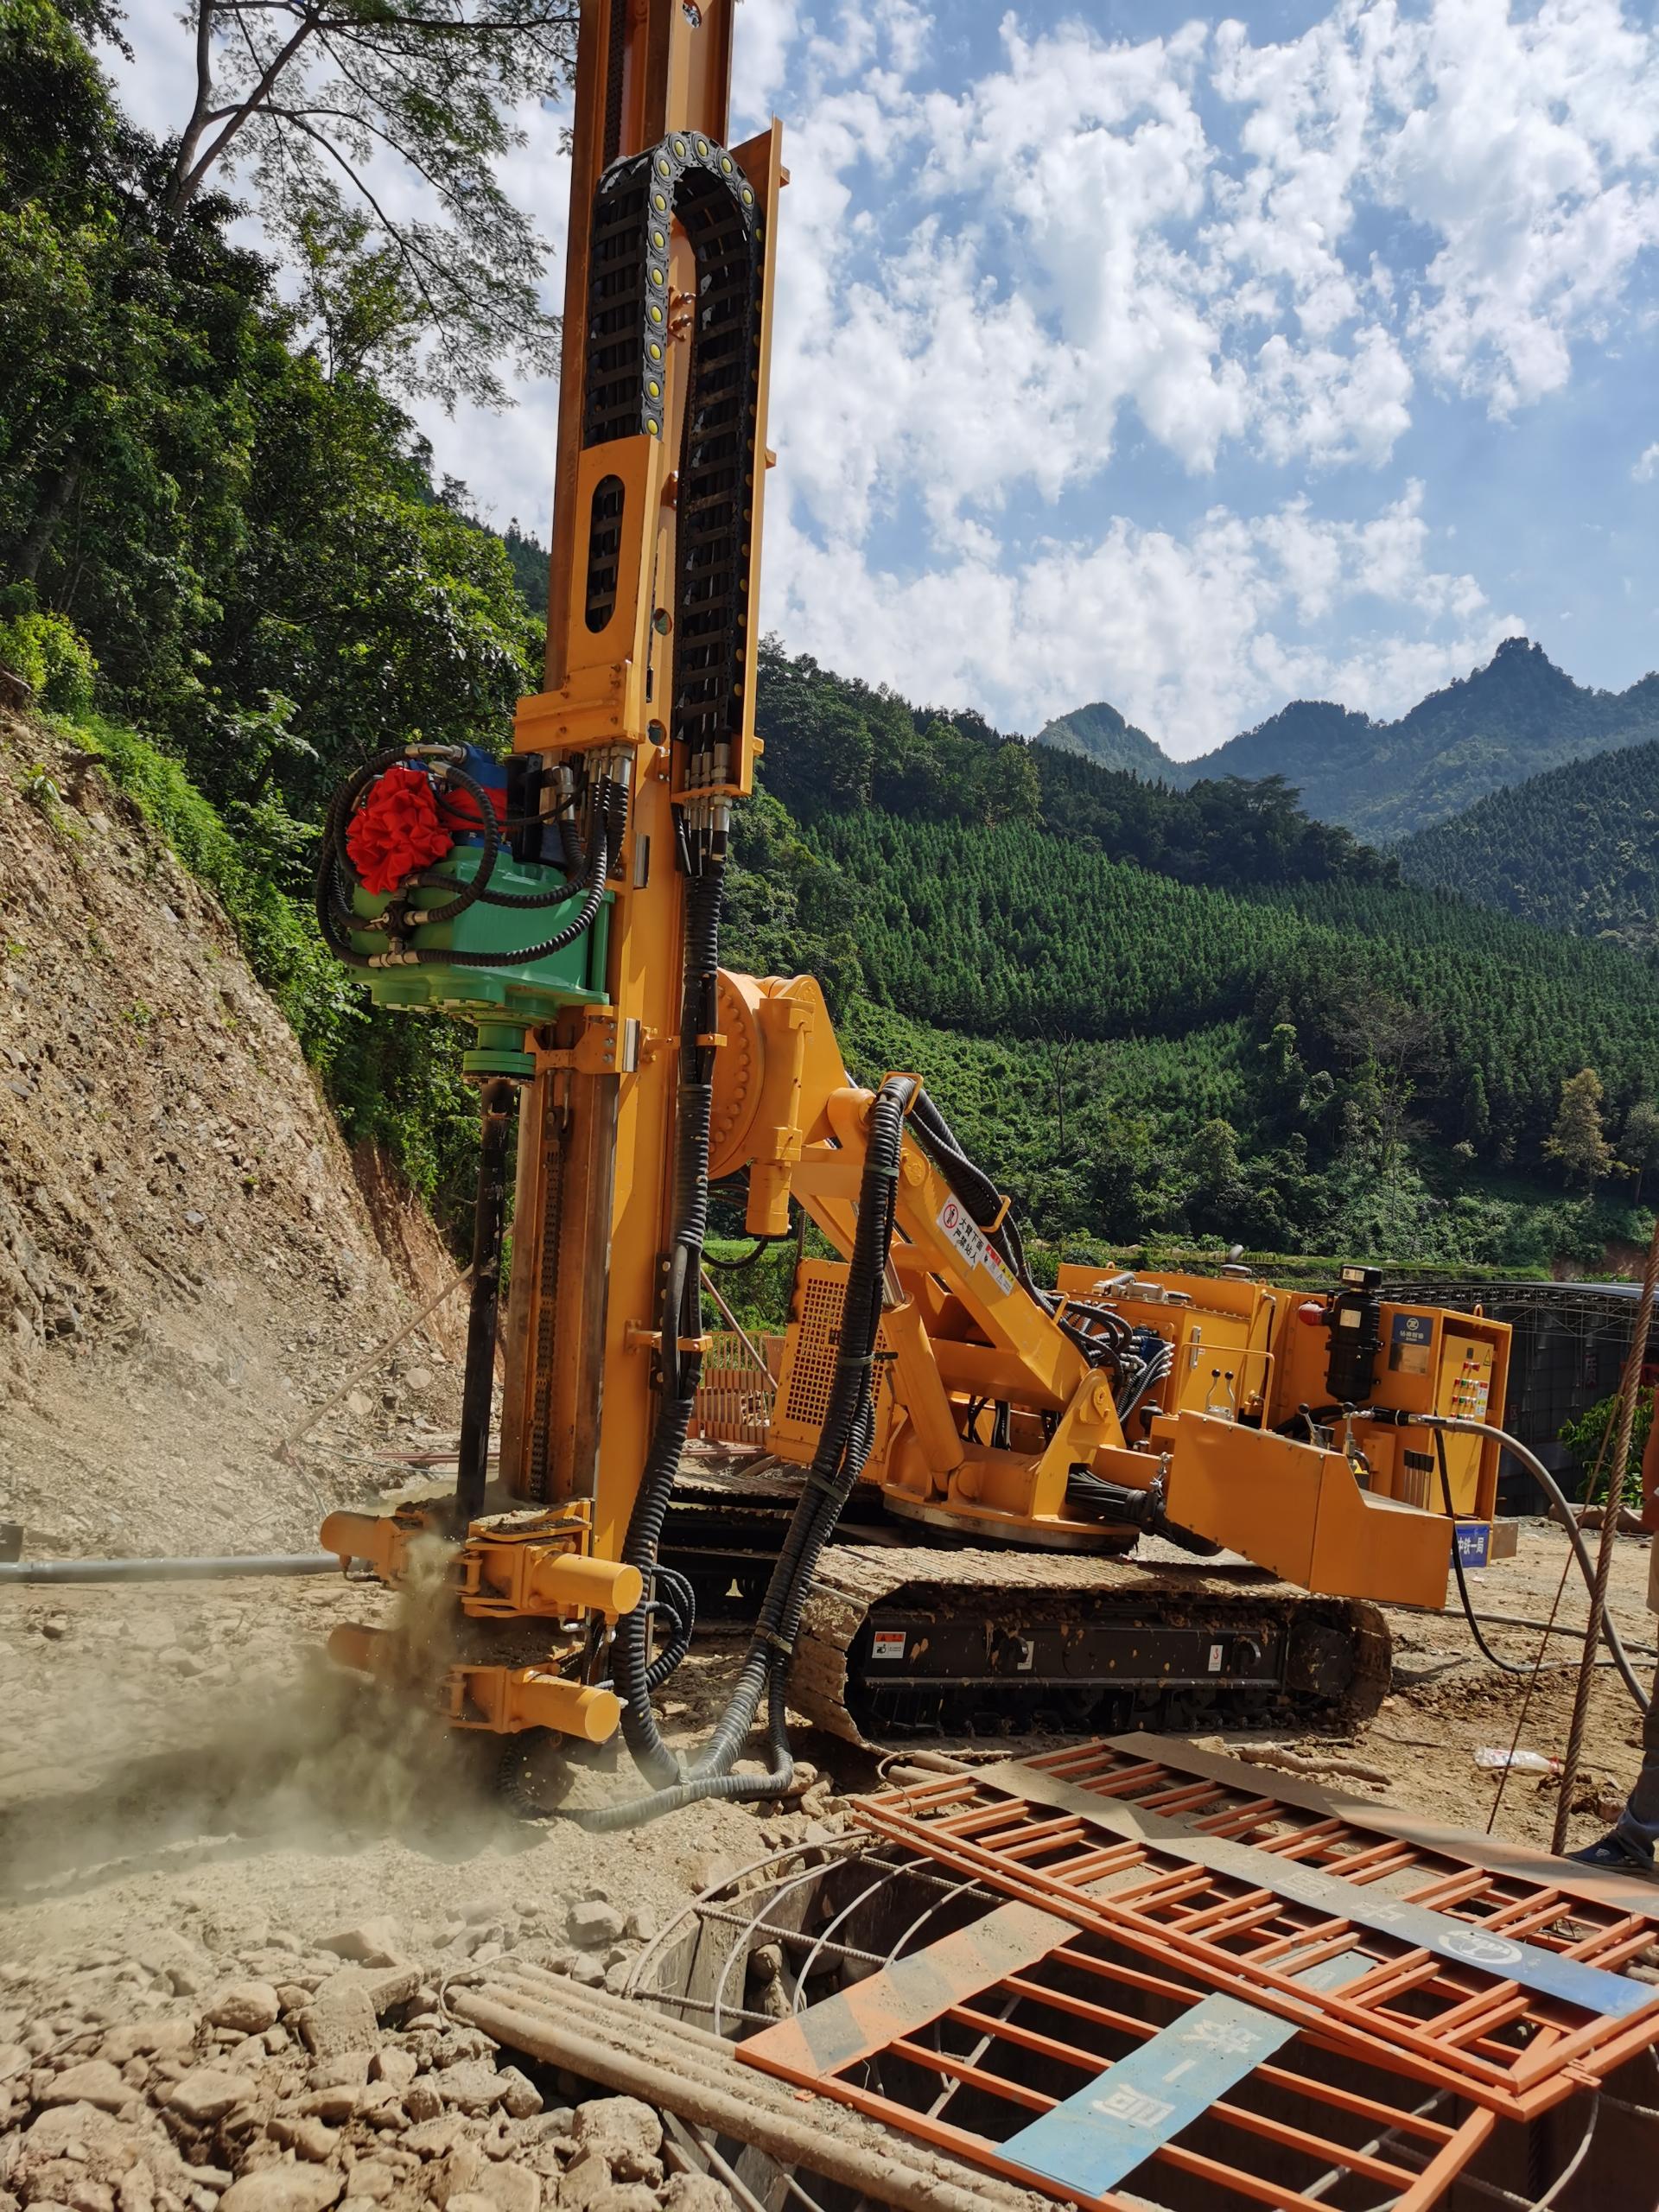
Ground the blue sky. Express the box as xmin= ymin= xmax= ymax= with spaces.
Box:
xmin=109 ymin=0 xmax=1659 ymax=755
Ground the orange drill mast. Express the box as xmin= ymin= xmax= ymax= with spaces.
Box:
xmin=315 ymin=0 xmax=1511 ymax=1814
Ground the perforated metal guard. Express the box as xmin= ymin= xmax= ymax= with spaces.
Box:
xmin=772 ymin=1262 xmax=893 ymax=1458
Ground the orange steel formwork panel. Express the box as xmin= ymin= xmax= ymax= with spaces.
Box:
xmin=733 ymin=1742 xmax=1659 ymax=2209
xmin=844 ymin=1746 xmax=1659 ymax=2127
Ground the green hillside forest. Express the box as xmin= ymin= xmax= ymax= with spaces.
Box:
xmin=1033 ymin=698 xmax=1175 ymax=782
xmin=734 ymin=644 xmax=1659 ymax=1268
xmin=3 ymin=0 xmax=1655 ymax=1276
xmin=1398 ymin=739 xmax=1659 ymax=954
xmin=1041 ymin=639 xmax=1659 ymax=845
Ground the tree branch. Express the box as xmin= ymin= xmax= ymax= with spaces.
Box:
xmin=167 ymin=5 xmax=323 ymax=215
xmin=162 ymin=0 xmax=221 ymax=215
xmin=270 ymin=110 xmax=468 ymax=353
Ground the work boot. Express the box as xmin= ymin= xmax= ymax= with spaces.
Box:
xmin=1567 ymin=1828 xmax=1659 ymax=1880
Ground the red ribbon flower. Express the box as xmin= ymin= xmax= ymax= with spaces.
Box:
xmin=346 ymin=765 xmax=455 ymax=894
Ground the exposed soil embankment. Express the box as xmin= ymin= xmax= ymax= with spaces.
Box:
xmin=0 ymin=713 xmax=462 ymax=1557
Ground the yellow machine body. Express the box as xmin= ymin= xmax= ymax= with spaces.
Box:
xmin=320 ymin=0 xmax=1514 ymax=1745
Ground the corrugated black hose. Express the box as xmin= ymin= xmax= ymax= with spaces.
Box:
xmin=605 ymin=865 xmax=725 ymax=1792
xmin=582 ymin=1071 xmax=915 ymax=1831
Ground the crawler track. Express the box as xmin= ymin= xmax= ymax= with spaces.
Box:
xmin=661 ymin=1460 xmax=1391 ymax=1745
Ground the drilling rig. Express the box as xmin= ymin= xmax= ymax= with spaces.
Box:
xmin=313 ymin=0 xmax=1512 ymax=1821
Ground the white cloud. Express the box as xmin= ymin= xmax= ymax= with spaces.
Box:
xmin=1636 ymin=442 xmax=1659 ymax=483
xmin=766 ymin=481 xmax=1518 ymax=753
xmin=1214 ymin=0 xmax=1659 ymax=416
xmin=96 ymin=0 xmax=1656 ymax=735
xmin=743 ymin=0 xmax=1655 ymax=744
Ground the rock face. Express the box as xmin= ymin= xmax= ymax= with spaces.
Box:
xmin=0 ymin=709 xmax=462 ymax=1559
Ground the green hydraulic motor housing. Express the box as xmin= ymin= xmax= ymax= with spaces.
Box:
xmin=348 ymin=843 xmax=610 ymax=1079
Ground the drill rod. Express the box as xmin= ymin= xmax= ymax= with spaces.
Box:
xmin=454 ymin=1076 xmax=518 ymax=1532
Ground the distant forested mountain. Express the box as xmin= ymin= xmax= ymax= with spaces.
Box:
xmin=753 ymin=641 xmax=1389 ymax=893
xmin=1398 ymin=740 xmax=1659 ymax=952
xmin=1177 ymin=640 xmax=1659 ymax=842
xmin=1035 ymin=699 xmax=1185 ymax=783
xmin=1033 ymin=641 xmax=1659 ymax=845
xmin=727 ymin=642 xmax=1659 ymax=1266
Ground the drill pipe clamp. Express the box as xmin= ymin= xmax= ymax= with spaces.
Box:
xmin=442 ymin=1663 xmax=623 ymax=1740
xmin=327 ymin=1624 xmax=623 ymax=1744
xmin=321 ymin=1503 xmax=640 ymax=1626
xmin=454 ymin=1507 xmax=644 ymax=1623
xmin=319 ymin=1503 xmax=435 ymax=1584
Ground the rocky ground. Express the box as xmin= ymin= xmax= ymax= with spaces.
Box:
xmin=2 ymin=1519 xmax=1656 ymax=2212
xmin=0 ymin=1904 xmax=741 ymax=2212
xmin=0 ymin=1580 xmax=854 ymax=2212
xmin=0 ymin=711 xmax=467 ymax=1561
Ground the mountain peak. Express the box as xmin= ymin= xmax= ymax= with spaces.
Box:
xmin=1217 ymin=641 xmax=1659 ymax=837
xmin=1034 ymin=699 xmax=1184 ymax=783
xmin=1037 ymin=641 xmax=1659 ymax=842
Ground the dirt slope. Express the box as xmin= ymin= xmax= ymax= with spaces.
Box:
xmin=0 ymin=711 xmax=464 ymax=1559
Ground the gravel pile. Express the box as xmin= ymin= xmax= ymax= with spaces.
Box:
xmin=0 ymin=1910 xmax=739 ymax=2212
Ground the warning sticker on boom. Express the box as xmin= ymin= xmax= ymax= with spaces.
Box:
xmin=937 ymin=1197 xmax=1016 ymax=1298
xmin=871 ymin=1630 xmax=906 ymax=1662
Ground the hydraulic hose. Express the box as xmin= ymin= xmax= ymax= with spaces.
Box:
xmin=398 ymin=760 xmax=502 ymax=926
xmin=1116 ymin=1338 xmax=1174 ymax=1424
xmin=408 ymin=787 xmax=615 ymax=968
xmin=583 ymin=1072 xmax=914 ymax=1831
xmin=605 ymin=864 xmax=727 ymax=1793
xmin=906 ymin=1090 xmax=1116 ymax=1375
xmin=315 ymin=761 xmax=619 ymax=973
xmin=641 ymin=1565 xmax=697 ymax=1694
xmin=1413 ymin=1413 xmax=1649 ymax=1712
xmin=1433 ymin=1429 xmax=1533 ymax=1681
xmin=314 ymin=747 xmax=409 ymax=969
xmin=466 ymin=781 xmax=626 ymax=909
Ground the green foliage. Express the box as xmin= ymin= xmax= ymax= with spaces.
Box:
xmin=194 ymin=360 xmax=541 ymax=809
xmin=1622 ymin=1101 xmax=1659 ymax=1202
xmin=756 ymin=639 xmax=1042 ymax=830
xmin=721 ymin=788 xmax=865 ymax=1019
xmin=1397 ymin=736 xmax=1659 ymax=952
xmin=804 ymin=811 xmax=1659 ymax=1166
xmin=501 ymin=520 xmax=550 ymax=620
xmin=1560 ymin=1387 xmax=1654 ymax=1510
xmin=758 ymin=639 xmax=1395 ymax=893
xmin=733 ymin=646 xmax=1659 ymax=1262
xmin=1544 ymin=1069 xmax=1616 ymax=1192
xmin=0 ymin=0 xmax=542 ymax=810
xmin=74 ymin=714 xmax=349 ymax=1052
xmin=0 ymin=594 xmax=95 ymax=712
